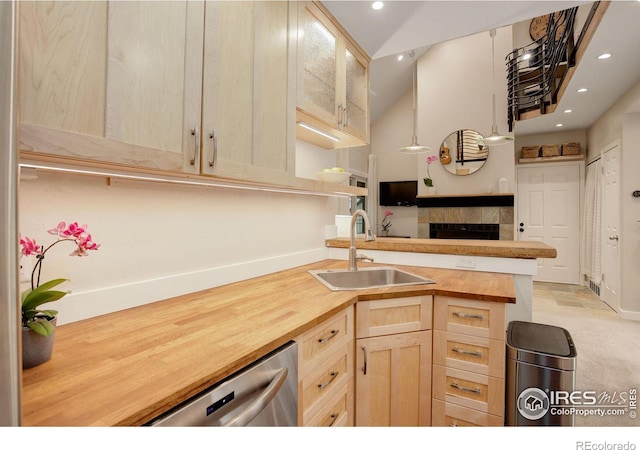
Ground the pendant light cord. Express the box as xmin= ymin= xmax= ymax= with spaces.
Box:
xmin=490 ymin=29 xmax=498 ymax=131
xmin=410 ymin=50 xmax=418 ymax=145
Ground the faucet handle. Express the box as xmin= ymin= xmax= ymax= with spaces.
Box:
xmin=356 ymin=254 xmax=374 ymax=263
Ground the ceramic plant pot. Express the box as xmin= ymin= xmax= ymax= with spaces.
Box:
xmin=22 ymin=318 xmax=56 ymax=369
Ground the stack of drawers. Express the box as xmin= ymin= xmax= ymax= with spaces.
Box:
xmin=296 ymin=306 xmax=354 ymax=426
xmin=431 ymin=296 xmax=506 ymax=426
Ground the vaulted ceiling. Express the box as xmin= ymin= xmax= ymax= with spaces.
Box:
xmin=324 ymin=1 xmax=640 ymax=136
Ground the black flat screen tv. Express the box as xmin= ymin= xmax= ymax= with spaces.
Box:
xmin=379 ymin=181 xmax=417 ymax=206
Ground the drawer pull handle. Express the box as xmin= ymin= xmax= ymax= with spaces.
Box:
xmin=317 ymin=371 xmax=339 ymax=391
xmin=318 ymin=329 xmax=339 ymax=344
xmin=361 ymin=345 xmax=367 ymax=375
xmin=325 ymin=413 xmax=338 ymax=427
xmin=450 ymin=382 xmax=482 ymax=395
xmin=190 ymin=126 xmax=200 ymax=166
xmin=452 ymin=311 xmax=484 ymax=320
xmin=452 ymin=347 xmax=483 ymax=358
xmin=208 ymin=129 xmax=217 ymax=168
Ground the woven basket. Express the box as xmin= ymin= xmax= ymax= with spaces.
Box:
xmin=541 ymin=144 xmax=560 ymax=157
xmin=562 ymin=142 xmax=581 ymax=156
xmin=521 ymin=146 xmax=540 ymax=158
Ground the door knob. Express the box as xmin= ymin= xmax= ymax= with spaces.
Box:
xmin=608 ymin=235 xmax=619 ymax=241
xmin=519 ymin=228 xmax=524 ymax=232
xmin=520 ymin=223 xmax=524 ymax=227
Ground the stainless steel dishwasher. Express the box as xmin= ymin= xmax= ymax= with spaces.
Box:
xmin=149 ymin=341 xmax=298 ymax=426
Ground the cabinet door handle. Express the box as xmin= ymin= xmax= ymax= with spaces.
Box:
xmin=190 ymin=126 xmax=200 ymax=166
xmin=324 ymin=413 xmax=338 ymax=427
xmin=343 ymin=107 xmax=348 ymax=128
xmin=317 ymin=371 xmax=339 ymax=391
xmin=452 ymin=311 xmax=484 ymax=320
xmin=337 ymin=104 xmax=343 ymax=126
xmin=208 ymin=129 xmax=217 ymax=168
xmin=450 ymin=382 xmax=482 ymax=395
xmin=361 ymin=345 xmax=367 ymax=375
xmin=452 ymin=347 xmax=483 ymax=358
xmin=317 ymin=329 xmax=338 ymax=344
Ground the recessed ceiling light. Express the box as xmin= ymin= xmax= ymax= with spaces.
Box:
xmin=556 ymin=123 xmax=564 ymax=127
xmin=397 ymin=54 xmax=404 ymax=61
xmin=577 ymin=88 xmax=588 ymax=93
xmin=598 ymin=53 xmax=612 ymax=60
xmin=372 ymin=1 xmax=384 ymax=10
xmin=564 ymin=109 xmax=573 ymax=113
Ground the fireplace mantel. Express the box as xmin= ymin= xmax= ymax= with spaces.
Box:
xmin=417 ymin=193 xmax=514 ymax=208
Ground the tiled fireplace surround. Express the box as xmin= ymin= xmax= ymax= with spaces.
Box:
xmin=417 ymin=194 xmax=515 ymax=240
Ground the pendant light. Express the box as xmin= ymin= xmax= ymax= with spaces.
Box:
xmin=484 ymin=29 xmax=514 ymax=145
xmin=399 ymin=50 xmax=431 ymax=153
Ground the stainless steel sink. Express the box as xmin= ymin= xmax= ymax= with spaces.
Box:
xmin=308 ymin=267 xmax=435 ymax=291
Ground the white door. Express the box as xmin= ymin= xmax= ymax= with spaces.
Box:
xmin=517 ymin=163 xmax=581 ymax=283
xmin=601 ymin=144 xmax=620 ymax=311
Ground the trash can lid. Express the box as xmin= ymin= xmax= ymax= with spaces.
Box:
xmin=506 ymin=321 xmax=576 ymax=370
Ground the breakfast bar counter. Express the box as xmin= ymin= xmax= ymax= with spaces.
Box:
xmin=325 ymin=237 xmax=557 ymax=259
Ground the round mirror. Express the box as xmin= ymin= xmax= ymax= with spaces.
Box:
xmin=439 ymin=129 xmax=488 ymax=175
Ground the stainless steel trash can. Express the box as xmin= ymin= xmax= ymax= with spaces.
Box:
xmin=505 ymin=320 xmax=577 ymax=426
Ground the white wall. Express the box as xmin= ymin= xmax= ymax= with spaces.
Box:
xmin=588 ymin=78 xmax=640 ymax=319
xmin=372 ymin=27 xmax=516 ymax=237
xmin=18 ymin=170 xmax=336 ymax=324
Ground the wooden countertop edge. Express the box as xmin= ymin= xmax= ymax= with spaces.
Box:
xmin=123 ymin=300 xmax=358 ymax=426
xmin=325 ymin=237 xmax=557 ymax=259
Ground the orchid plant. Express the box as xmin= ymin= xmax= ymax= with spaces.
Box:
xmin=381 ymin=210 xmax=393 ymax=233
xmin=20 ymin=222 xmax=100 ymax=336
xmin=423 ymin=155 xmax=438 ymax=187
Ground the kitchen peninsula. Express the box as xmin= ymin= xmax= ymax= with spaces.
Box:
xmin=325 ymin=237 xmax=556 ymax=325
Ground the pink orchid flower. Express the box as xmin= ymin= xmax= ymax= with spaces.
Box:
xmin=426 ymin=155 xmax=438 ymax=165
xmin=19 ymin=236 xmax=43 ymax=256
xmin=72 ymin=233 xmax=100 ymax=256
xmin=21 ymin=221 xmax=100 ymax=290
xmin=49 ymin=221 xmax=87 ymax=239
xmin=384 ymin=210 xmax=393 ymax=217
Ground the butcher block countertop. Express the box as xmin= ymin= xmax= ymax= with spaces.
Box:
xmin=325 ymin=237 xmax=557 ymax=259
xmin=21 ymin=259 xmax=515 ymax=426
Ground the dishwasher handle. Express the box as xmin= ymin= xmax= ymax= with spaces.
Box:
xmin=222 ymin=367 xmax=288 ymax=427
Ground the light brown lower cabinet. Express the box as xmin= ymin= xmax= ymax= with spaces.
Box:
xmin=355 ymin=296 xmax=433 ymax=426
xmin=355 ymin=330 xmax=432 ymax=426
xmin=296 ymin=306 xmax=354 ymax=426
xmin=432 ymin=399 xmax=503 ymax=427
xmin=432 ymin=295 xmax=506 ymax=426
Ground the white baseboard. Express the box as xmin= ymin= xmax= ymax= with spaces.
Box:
xmin=56 ymin=248 xmax=328 ymax=325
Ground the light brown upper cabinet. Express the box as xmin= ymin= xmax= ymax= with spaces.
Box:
xmin=296 ymin=2 xmax=370 ymax=150
xmin=19 ymin=1 xmax=204 ymax=173
xmin=18 ymin=1 xmax=295 ymax=185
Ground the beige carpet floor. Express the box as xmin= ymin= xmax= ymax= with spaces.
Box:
xmin=531 ymin=282 xmax=640 ymax=427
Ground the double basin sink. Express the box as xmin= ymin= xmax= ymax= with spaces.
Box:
xmin=308 ymin=266 xmax=435 ymax=291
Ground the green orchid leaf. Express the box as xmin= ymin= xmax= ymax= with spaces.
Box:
xmin=27 ymin=320 xmax=56 ymax=337
xmin=22 ymin=289 xmax=68 ymax=312
xmin=32 ymin=278 xmax=69 ymax=294
xmin=22 ymin=278 xmax=70 ymax=312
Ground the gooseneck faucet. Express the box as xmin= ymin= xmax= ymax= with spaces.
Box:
xmin=349 ymin=209 xmax=376 ymax=271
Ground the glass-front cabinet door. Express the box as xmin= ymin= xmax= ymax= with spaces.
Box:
xmin=295 ymin=2 xmax=369 ymax=150
xmin=344 ymin=42 xmax=369 ymax=143
xmin=299 ymin=3 xmax=339 ymax=127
